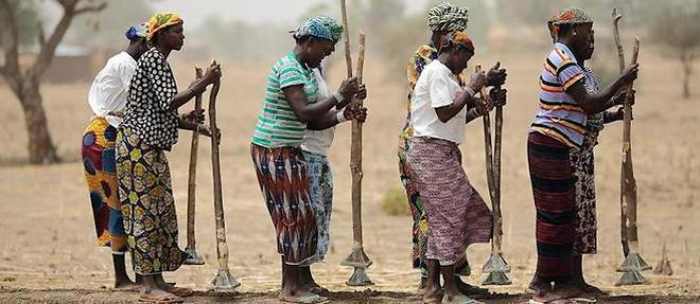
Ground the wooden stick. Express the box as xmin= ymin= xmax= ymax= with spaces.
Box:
xmin=475 ymin=66 xmax=497 ymax=235
xmin=350 ymin=33 xmax=366 ymax=248
xmin=340 ymin=0 xmax=353 ymax=78
xmin=613 ymin=8 xmax=641 ymax=257
xmin=186 ymin=66 xmax=203 ymax=253
xmin=208 ymin=62 xmax=230 ymax=272
xmin=493 ymin=93 xmax=504 ymax=255
xmin=612 ymin=8 xmax=630 ymax=257
xmin=623 ymin=38 xmax=640 ymax=251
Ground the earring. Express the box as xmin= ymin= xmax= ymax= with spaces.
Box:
xmin=573 ymin=31 xmax=577 ymax=36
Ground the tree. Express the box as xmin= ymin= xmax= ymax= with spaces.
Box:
xmin=649 ymin=0 xmax=700 ymax=99
xmin=0 ymin=0 xmax=106 ymax=164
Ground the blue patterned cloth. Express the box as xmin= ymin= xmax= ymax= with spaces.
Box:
xmin=292 ymin=16 xmax=343 ymax=43
xmin=303 ymin=151 xmax=334 ymax=263
xmin=125 ymin=22 xmax=148 ymax=41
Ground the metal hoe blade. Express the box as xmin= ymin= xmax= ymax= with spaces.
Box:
xmin=615 ymin=252 xmax=649 ymax=286
xmin=481 ymin=253 xmax=511 ymax=285
xmin=210 ymin=268 xmax=241 ymax=292
xmin=183 ymin=247 xmax=205 ymax=265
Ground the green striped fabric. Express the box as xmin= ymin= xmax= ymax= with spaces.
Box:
xmin=252 ymin=52 xmax=318 ymax=148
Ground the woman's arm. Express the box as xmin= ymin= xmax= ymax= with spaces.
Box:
xmin=285 ymin=78 xmax=359 ymax=123
xmin=566 ymin=64 xmax=638 ymax=114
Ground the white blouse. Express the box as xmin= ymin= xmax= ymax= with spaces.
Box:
xmin=301 ymin=68 xmax=336 ymax=156
xmin=87 ymin=51 xmax=138 ymax=127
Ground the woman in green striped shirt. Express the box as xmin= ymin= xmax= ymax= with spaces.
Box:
xmin=251 ymin=16 xmax=365 ymax=304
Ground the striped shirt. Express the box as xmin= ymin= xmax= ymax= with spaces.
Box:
xmin=252 ymin=52 xmax=319 ymax=148
xmin=530 ymin=42 xmax=587 ymax=148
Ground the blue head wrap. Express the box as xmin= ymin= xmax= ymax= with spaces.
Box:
xmin=125 ymin=22 xmax=148 ymax=41
xmin=292 ymin=16 xmax=344 ymax=43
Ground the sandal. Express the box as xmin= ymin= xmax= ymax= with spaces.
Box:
xmin=442 ymin=294 xmax=484 ymax=304
xmin=279 ymin=293 xmax=330 ymax=304
xmin=163 ymin=286 xmax=194 ymax=297
xmin=138 ymin=291 xmax=183 ymax=304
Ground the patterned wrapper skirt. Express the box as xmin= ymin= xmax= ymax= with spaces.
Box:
xmin=116 ymin=127 xmax=185 ymax=275
xmin=302 ymin=151 xmax=334 ymax=263
xmin=528 ymin=132 xmax=576 ymax=282
xmin=251 ymin=143 xmax=318 ymax=266
xmin=82 ymin=117 xmax=126 ymax=252
xmin=398 ymin=124 xmax=429 ymax=271
xmin=407 ymin=136 xmax=492 ymax=266
xmin=571 ymin=132 xmax=599 ymax=255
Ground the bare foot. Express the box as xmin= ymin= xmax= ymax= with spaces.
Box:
xmin=279 ymin=289 xmax=328 ymax=303
xmin=113 ymin=279 xmax=139 ymax=291
xmin=422 ymin=286 xmax=443 ymax=304
xmin=455 ymin=277 xmax=489 ymax=296
xmin=532 ymin=285 xmax=583 ymax=303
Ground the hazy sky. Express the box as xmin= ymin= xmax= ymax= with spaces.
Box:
xmin=150 ymin=0 xmax=429 ymax=26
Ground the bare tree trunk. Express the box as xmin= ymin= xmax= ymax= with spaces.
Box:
xmin=18 ymin=79 xmax=60 ymax=164
xmin=682 ymin=53 xmax=692 ymax=99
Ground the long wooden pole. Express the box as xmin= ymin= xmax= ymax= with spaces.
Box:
xmin=340 ymin=0 xmax=353 ymax=79
xmin=207 ymin=63 xmax=239 ymax=290
xmin=475 ymin=66 xmax=497 ymax=223
xmin=350 ymin=33 xmax=366 ymax=249
xmin=623 ymin=39 xmax=640 ymax=250
xmin=612 ymin=8 xmax=640 ymax=257
xmin=492 ymin=93 xmax=504 ymax=255
xmin=184 ymin=66 xmax=205 ymax=265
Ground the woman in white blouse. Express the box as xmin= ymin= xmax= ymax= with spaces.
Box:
xmin=80 ymin=23 xmax=150 ymax=289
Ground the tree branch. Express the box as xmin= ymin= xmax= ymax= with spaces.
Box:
xmin=75 ymin=2 xmax=106 ymax=15
xmin=29 ymin=0 xmax=106 ymax=78
xmin=0 ymin=0 xmax=21 ymax=77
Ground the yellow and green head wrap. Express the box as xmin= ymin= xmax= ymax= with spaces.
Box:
xmin=427 ymin=2 xmax=469 ymax=32
xmin=147 ymin=12 xmax=183 ymax=41
xmin=292 ymin=16 xmax=344 ymax=43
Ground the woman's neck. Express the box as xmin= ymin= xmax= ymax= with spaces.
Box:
xmin=293 ymin=47 xmax=310 ymax=69
xmin=156 ymin=45 xmax=171 ymax=59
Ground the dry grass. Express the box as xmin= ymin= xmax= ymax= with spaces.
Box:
xmin=0 ymin=46 xmax=698 ymax=303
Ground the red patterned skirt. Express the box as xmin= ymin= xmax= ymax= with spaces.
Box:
xmin=251 ymin=143 xmax=318 ymax=266
xmin=406 ymin=136 xmax=492 ymax=265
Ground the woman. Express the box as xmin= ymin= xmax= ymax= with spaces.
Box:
xmin=398 ymin=2 xmax=505 ymax=293
xmin=407 ymin=31 xmax=502 ymax=304
xmin=116 ymin=12 xmax=220 ymax=304
xmin=527 ymin=8 xmax=639 ymax=303
xmin=544 ymin=13 xmax=631 ymax=297
xmin=301 ymin=63 xmax=367 ymax=293
xmin=81 ymin=23 xmax=149 ymax=289
xmin=250 ymin=16 xmax=364 ymax=304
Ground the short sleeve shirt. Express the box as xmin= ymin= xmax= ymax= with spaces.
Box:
xmin=531 ymin=42 xmax=587 ymax=148
xmin=410 ymin=60 xmax=466 ymax=144
xmin=121 ymin=48 xmax=179 ymax=150
xmin=252 ymin=52 xmax=319 ymax=148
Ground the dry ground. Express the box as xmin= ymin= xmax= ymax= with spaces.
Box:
xmin=0 ymin=47 xmax=699 ymax=303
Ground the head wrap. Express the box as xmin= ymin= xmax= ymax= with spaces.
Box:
xmin=125 ymin=22 xmax=148 ymax=41
xmin=426 ymin=2 xmax=469 ymax=32
xmin=292 ymin=16 xmax=344 ymax=43
xmin=147 ymin=12 xmax=183 ymax=41
xmin=439 ymin=31 xmax=474 ymax=53
xmin=552 ymin=8 xmax=593 ymax=26
xmin=548 ymin=8 xmax=592 ymax=38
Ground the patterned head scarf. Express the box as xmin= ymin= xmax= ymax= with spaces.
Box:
xmin=549 ymin=8 xmax=592 ymax=38
xmin=439 ymin=31 xmax=475 ymax=53
xmin=125 ymin=22 xmax=148 ymax=41
xmin=147 ymin=12 xmax=183 ymax=41
xmin=426 ymin=2 xmax=469 ymax=32
xmin=552 ymin=8 xmax=593 ymax=26
xmin=292 ymin=16 xmax=344 ymax=43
